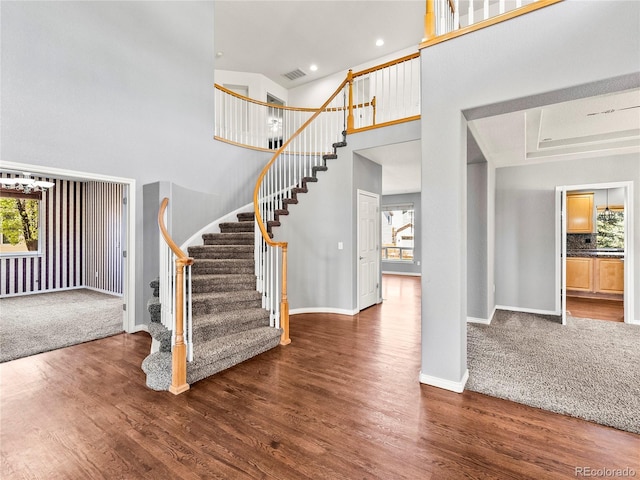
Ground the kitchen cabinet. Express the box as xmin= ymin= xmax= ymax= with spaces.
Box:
xmin=566 ymin=257 xmax=593 ymax=291
xmin=567 ymin=193 xmax=594 ymax=233
xmin=595 ymin=258 xmax=624 ymax=294
xmin=567 ymin=256 xmax=624 ymax=295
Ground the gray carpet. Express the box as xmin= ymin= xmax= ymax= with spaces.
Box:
xmin=0 ymin=289 xmax=123 ymax=362
xmin=467 ymin=310 xmax=640 ymax=434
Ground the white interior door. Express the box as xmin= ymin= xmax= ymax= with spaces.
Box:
xmin=358 ymin=190 xmax=379 ymax=310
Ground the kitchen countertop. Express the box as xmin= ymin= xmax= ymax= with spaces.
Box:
xmin=567 ymin=249 xmax=625 ymax=259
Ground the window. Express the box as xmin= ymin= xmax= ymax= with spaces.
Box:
xmin=381 ymin=204 xmax=414 ymax=262
xmin=0 ymin=193 xmax=41 ymax=254
xmin=596 ymin=207 xmax=624 ymax=249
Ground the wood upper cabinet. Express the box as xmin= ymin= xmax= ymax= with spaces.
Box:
xmin=595 ymin=258 xmax=624 ymax=294
xmin=567 ymin=193 xmax=594 ymax=233
xmin=566 ymin=257 xmax=593 ymax=291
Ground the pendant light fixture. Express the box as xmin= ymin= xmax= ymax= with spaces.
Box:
xmin=598 ymin=189 xmax=616 ymax=223
xmin=0 ymin=173 xmax=54 ymax=194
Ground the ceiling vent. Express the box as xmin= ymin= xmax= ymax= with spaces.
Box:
xmin=282 ymin=68 xmax=306 ymax=81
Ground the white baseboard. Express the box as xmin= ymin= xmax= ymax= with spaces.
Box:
xmin=467 ymin=316 xmax=491 ymax=325
xmin=419 ymin=369 xmax=469 ymax=393
xmin=84 ymin=286 xmax=123 ymax=297
xmin=381 ymin=271 xmax=421 ymax=277
xmin=131 ymin=323 xmax=149 ymax=334
xmin=495 ymin=304 xmax=559 ymax=316
xmin=290 ymin=307 xmax=359 ymax=316
xmin=467 ymin=305 xmax=497 ymax=325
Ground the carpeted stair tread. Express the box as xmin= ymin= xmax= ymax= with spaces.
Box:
xmin=191 ymin=289 xmax=262 ymax=315
xmin=237 ymin=212 xmax=255 ymax=222
xmin=188 ymin=244 xmax=254 ymax=260
xmin=323 ymin=153 xmax=338 ymax=160
xmin=192 ymin=258 xmax=254 ymax=274
xmin=219 ymin=222 xmax=254 ymax=233
xmin=202 ymin=232 xmax=254 ymax=245
xmin=150 ymin=278 xmax=160 ymax=298
xmin=192 ymin=307 xmax=270 ymax=341
xmin=147 ymin=296 xmax=161 ymax=323
xmin=141 ymin=327 xmax=282 ymax=390
xmin=191 ymin=274 xmax=256 ymax=293
xmin=148 ymin=321 xmax=171 ymax=352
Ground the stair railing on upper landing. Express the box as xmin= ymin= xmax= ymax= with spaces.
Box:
xmin=158 ymin=198 xmax=192 ymax=395
xmin=422 ymin=0 xmax=562 ymax=46
xmin=214 ymin=53 xmax=421 ymax=152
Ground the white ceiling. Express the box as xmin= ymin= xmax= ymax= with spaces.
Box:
xmin=214 ymin=1 xmax=425 ymax=89
xmin=356 ymin=140 xmax=421 ymax=195
xmin=468 ymin=88 xmax=640 ymax=168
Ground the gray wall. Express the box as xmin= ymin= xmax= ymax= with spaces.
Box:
xmin=420 ymin=0 xmax=640 ymax=386
xmin=382 ymin=192 xmax=422 ymax=276
xmin=467 ymin=162 xmax=488 ymax=319
xmin=277 ymin=120 xmax=420 ymax=312
xmin=1 ymin=1 xmax=270 ymax=327
xmin=496 ymin=154 xmax=639 ymax=312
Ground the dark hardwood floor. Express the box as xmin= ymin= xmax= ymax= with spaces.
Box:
xmin=1 ymin=275 xmax=638 ymax=479
xmin=566 ymin=295 xmax=625 ymax=322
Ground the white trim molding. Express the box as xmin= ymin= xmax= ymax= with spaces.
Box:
xmin=467 ymin=305 xmax=497 ymax=324
xmin=381 ymin=271 xmax=421 ymax=277
xmin=290 ymin=307 xmax=359 ymax=316
xmin=419 ymin=369 xmax=469 ymax=393
xmin=495 ymin=305 xmax=559 ymax=316
xmin=132 ymin=323 xmax=149 ymax=334
xmin=467 ymin=316 xmax=491 ymax=325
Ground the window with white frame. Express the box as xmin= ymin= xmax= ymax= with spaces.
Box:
xmin=0 ymin=192 xmax=41 ymax=254
xmin=381 ymin=204 xmax=414 ymax=261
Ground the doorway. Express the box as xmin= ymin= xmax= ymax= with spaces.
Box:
xmin=1 ymin=161 xmax=136 ymax=333
xmin=557 ymin=181 xmax=634 ymax=325
xmin=357 ymin=189 xmax=380 ymax=310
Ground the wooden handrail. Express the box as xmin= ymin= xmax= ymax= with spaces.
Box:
xmin=253 ymin=77 xmax=349 ymax=345
xmin=215 ymin=84 xmax=319 ymax=113
xmin=421 ymin=0 xmax=562 ymax=48
xmin=351 ymin=52 xmax=420 ymax=79
xmin=158 ymin=197 xmax=194 ymax=395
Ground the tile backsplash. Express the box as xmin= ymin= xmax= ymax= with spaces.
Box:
xmin=567 ymin=233 xmax=597 ymax=250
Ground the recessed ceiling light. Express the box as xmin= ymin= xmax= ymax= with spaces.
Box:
xmin=375 ymin=38 xmax=384 ymax=47
xmin=216 ymin=51 xmax=224 ymax=58
xmin=309 ymin=64 xmax=318 ymax=72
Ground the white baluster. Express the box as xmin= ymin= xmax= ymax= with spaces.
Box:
xmin=454 ymin=0 xmax=459 ymax=29
xmin=499 ymin=0 xmax=505 ymax=14
xmin=484 ymin=0 xmax=489 ymax=20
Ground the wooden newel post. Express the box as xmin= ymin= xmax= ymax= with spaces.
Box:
xmin=280 ymin=245 xmax=291 ymax=345
xmin=425 ymin=0 xmax=436 ymax=40
xmin=347 ymin=70 xmax=355 ymax=132
xmin=371 ymin=96 xmax=377 ymax=126
xmin=169 ymin=257 xmax=193 ymax=395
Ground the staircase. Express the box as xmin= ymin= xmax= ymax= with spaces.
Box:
xmin=143 ymin=123 xmax=348 ymax=392
xmin=141 ymin=212 xmax=282 ymax=391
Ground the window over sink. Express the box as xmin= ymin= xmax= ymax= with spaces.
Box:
xmin=596 ymin=207 xmax=624 ymax=249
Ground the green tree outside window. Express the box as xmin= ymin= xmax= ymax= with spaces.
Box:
xmin=597 ymin=210 xmax=624 ymax=249
xmin=0 ymin=198 xmax=40 ymax=252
